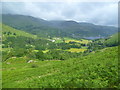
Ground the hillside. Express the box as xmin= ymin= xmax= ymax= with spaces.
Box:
xmin=2 ymin=46 xmax=118 ymax=88
xmin=49 ymin=20 xmax=118 ymax=38
xmin=2 ymin=14 xmax=118 ymax=39
xmin=105 ymin=32 xmax=120 ymax=46
xmin=2 ymin=24 xmax=93 ymax=62
xmin=2 ymin=14 xmax=68 ymax=38
xmin=2 ymin=24 xmax=37 ymax=40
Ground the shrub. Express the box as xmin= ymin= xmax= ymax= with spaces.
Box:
xmin=31 ymin=64 xmax=38 ymax=68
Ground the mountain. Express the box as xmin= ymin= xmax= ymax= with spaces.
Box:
xmin=49 ymin=20 xmax=118 ymax=38
xmin=2 ymin=14 xmax=68 ymax=38
xmin=2 ymin=14 xmax=118 ymax=39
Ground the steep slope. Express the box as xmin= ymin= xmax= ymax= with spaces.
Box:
xmin=2 ymin=14 xmax=68 ymax=38
xmin=49 ymin=21 xmax=118 ymax=38
xmin=2 ymin=14 xmax=118 ymax=39
xmin=2 ymin=24 xmax=59 ymax=50
xmin=2 ymin=24 xmax=37 ymax=39
xmin=3 ymin=46 xmax=118 ymax=88
xmin=105 ymin=32 xmax=120 ymax=46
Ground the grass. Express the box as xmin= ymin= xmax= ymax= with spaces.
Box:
xmin=33 ymin=50 xmax=39 ymax=52
xmin=2 ymin=46 xmax=118 ymax=88
xmin=64 ymin=37 xmax=75 ymax=40
xmin=1 ymin=48 xmax=12 ymax=51
xmin=42 ymin=50 xmax=49 ymax=53
xmin=105 ymin=32 xmax=120 ymax=46
xmin=54 ymin=40 xmax=63 ymax=43
xmin=2 ymin=24 xmax=37 ymax=39
xmin=65 ymin=48 xmax=87 ymax=53
xmin=64 ymin=38 xmax=91 ymax=44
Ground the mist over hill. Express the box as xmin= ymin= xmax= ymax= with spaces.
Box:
xmin=2 ymin=14 xmax=118 ymax=39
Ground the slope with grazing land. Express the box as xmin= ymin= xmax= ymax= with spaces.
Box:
xmin=2 ymin=46 xmax=118 ymax=88
xmin=105 ymin=32 xmax=120 ymax=47
xmin=2 ymin=24 xmax=37 ymax=40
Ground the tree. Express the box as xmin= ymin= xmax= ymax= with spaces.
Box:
xmin=13 ymin=33 xmax=16 ymax=35
xmin=35 ymin=50 xmax=45 ymax=60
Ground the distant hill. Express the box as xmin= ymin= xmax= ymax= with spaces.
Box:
xmin=2 ymin=14 xmax=68 ymax=38
xmin=2 ymin=14 xmax=118 ymax=39
xmin=49 ymin=20 xmax=118 ymax=38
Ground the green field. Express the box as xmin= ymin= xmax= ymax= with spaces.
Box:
xmin=42 ymin=50 xmax=49 ymax=53
xmin=52 ymin=37 xmax=91 ymax=44
xmin=65 ymin=48 xmax=87 ymax=53
xmin=64 ymin=38 xmax=91 ymax=44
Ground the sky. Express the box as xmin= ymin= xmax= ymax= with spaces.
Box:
xmin=1 ymin=1 xmax=118 ymax=26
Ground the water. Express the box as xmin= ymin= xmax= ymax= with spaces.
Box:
xmin=84 ymin=36 xmax=104 ymax=40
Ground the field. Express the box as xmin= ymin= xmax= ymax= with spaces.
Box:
xmin=42 ymin=50 xmax=49 ymax=53
xmin=50 ymin=37 xmax=91 ymax=44
xmin=64 ymin=38 xmax=91 ymax=44
xmin=2 ymin=46 xmax=118 ymax=88
xmin=65 ymin=48 xmax=87 ymax=53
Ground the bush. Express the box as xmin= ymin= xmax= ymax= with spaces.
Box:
xmin=31 ymin=64 xmax=38 ymax=68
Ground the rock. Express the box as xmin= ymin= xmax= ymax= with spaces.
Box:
xmin=6 ymin=62 xmax=10 ymax=64
xmin=27 ymin=60 xmax=37 ymax=63
xmin=11 ymin=57 xmax=16 ymax=58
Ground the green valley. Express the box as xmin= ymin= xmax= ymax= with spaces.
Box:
xmin=1 ymin=14 xmax=119 ymax=88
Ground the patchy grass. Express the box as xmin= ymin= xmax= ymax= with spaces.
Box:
xmin=2 ymin=48 xmax=12 ymax=51
xmin=65 ymin=48 xmax=87 ymax=53
xmin=33 ymin=50 xmax=39 ymax=52
xmin=42 ymin=50 xmax=49 ymax=53
xmin=64 ymin=37 xmax=75 ymax=40
xmin=65 ymin=38 xmax=91 ymax=44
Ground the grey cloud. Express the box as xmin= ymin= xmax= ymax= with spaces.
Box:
xmin=2 ymin=2 xmax=118 ymax=26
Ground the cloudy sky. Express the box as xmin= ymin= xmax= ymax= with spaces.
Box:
xmin=1 ymin=1 xmax=118 ymax=26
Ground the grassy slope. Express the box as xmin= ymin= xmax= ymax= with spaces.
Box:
xmin=2 ymin=46 xmax=118 ymax=88
xmin=65 ymin=48 xmax=87 ymax=53
xmin=105 ymin=32 xmax=120 ymax=46
xmin=2 ymin=24 xmax=37 ymax=39
xmin=2 ymin=14 xmax=67 ymax=38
